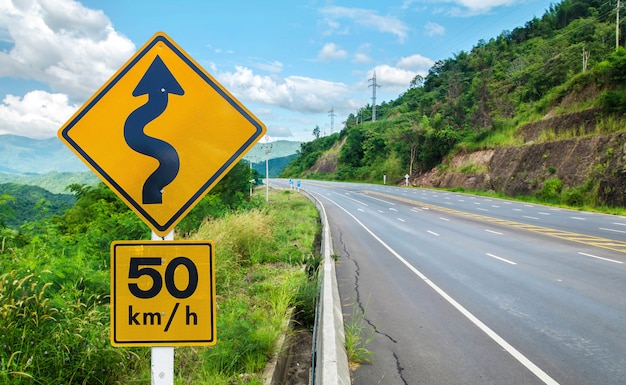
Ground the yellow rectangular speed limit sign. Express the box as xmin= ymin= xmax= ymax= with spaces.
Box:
xmin=110 ymin=240 xmax=216 ymax=346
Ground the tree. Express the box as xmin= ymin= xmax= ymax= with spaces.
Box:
xmin=313 ymin=125 xmax=321 ymax=139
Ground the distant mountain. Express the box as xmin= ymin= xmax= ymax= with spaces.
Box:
xmin=0 ymin=134 xmax=301 ymax=175
xmin=0 ymin=171 xmax=99 ymax=194
xmin=0 ymin=134 xmax=88 ymax=173
xmin=243 ymin=140 xmax=302 ymax=163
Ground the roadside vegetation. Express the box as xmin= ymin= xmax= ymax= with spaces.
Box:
xmin=281 ymin=0 xmax=626 ymax=211
xmin=0 ymin=161 xmax=321 ymax=384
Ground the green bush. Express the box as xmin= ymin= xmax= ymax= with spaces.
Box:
xmin=538 ymin=177 xmax=563 ymax=202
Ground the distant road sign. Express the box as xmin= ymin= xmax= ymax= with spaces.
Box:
xmin=58 ymin=32 xmax=266 ymax=236
xmin=110 ymin=240 xmax=215 ymax=346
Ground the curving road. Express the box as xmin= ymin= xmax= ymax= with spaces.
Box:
xmin=272 ymin=179 xmax=626 ymax=385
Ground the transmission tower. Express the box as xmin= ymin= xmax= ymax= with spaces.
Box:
xmin=369 ymin=71 xmax=381 ymax=122
xmin=328 ymin=106 xmax=336 ymax=134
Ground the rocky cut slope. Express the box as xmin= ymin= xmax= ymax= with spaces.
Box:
xmin=412 ymin=107 xmax=626 ymax=207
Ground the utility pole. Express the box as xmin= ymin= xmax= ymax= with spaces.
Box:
xmin=328 ymin=106 xmax=336 ymax=134
xmin=369 ymin=71 xmax=380 ymax=122
xmin=617 ymin=0 xmax=621 ymax=51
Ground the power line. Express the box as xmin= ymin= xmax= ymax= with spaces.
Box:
xmin=328 ymin=106 xmax=336 ymax=134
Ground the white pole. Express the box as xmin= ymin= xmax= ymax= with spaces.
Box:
xmin=265 ymin=154 xmax=269 ymax=202
xmin=151 ymin=230 xmax=174 ymax=385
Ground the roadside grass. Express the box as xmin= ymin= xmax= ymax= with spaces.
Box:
xmin=0 ymin=188 xmax=321 ymax=384
xmin=448 ymin=185 xmax=626 ymax=216
xmin=173 ymin=189 xmax=321 ymax=384
xmin=344 ymin=306 xmax=373 ymax=368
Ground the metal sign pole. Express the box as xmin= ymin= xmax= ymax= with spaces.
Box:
xmin=151 ymin=230 xmax=174 ymax=385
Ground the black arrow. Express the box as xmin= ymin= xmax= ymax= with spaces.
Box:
xmin=124 ymin=55 xmax=184 ymax=204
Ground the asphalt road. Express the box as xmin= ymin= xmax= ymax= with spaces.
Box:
xmin=272 ymin=179 xmax=626 ymax=385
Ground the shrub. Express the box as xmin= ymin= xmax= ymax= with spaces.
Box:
xmin=538 ymin=177 xmax=563 ymax=202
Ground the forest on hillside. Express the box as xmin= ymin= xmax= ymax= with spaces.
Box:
xmin=282 ymin=0 xmax=626 ymax=187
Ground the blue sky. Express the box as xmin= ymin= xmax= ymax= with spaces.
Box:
xmin=0 ymin=0 xmax=555 ymax=143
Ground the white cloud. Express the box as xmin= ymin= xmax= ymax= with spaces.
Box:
xmin=255 ymin=60 xmax=284 ymax=73
xmin=424 ymin=21 xmax=445 ymax=36
xmin=0 ymin=90 xmax=77 ymax=138
xmin=369 ymin=54 xmax=434 ymax=92
xmin=0 ymin=0 xmax=135 ymax=100
xmin=408 ymin=0 xmax=520 ymax=16
xmin=216 ymin=66 xmax=354 ymax=114
xmin=320 ymin=6 xmax=409 ymax=43
xmin=397 ymin=54 xmax=435 ymax=71
xmin=353 ymin=53 xmax=371 ymax=64
xmin=317 ymin=43 xmax=348 ymax=61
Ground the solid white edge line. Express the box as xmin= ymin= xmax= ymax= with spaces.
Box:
xmin=323 ymin=195 xmax=560 ymax=385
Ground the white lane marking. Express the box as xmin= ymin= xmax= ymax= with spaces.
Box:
xmin=389 ymin=208 xmax=398 ymax=212
xmin=357 ymin=208 xmax=364 ymax=212
xmin=523 ymin=216 xmax=539 ymax=220
xmin=600 ymin=227 xmax=626 ymax=234
xmin=513 ymin=208 xmax=522 ymax=211
xmin=361 ymin=193 xmax=396 ymax=206
xmin=320 ymin=195 xmax=560 ymax=385
xmin=486 ymin=253 xmax=517 ymax=265
xmin=570 ymin=217 xmax=586 ymax=221
xmin=398 ymin=218 xmax=406 ymax=222
xmin=612 ymin=222 xmax=626 ymax=226
xmin=491 ymin=205 xmax=500 ymax=208
xmin=427 ymin=230 xmax=439 ymax=236
xmin=378 ymin=210 xmax=384 ymax=213
xmin=477 ymin=208 xmax=488 ymax=212
xmin=538 ymin=212 xmax=550 ymax=216
xmin=485 ymin=229 xmax=503 ymax=235
xmin=577 ymin=252 xmax=623 ymax=264
xmin=439 ymin=217 xmax=450 ymax=221
xmin=339 ymin=193 xmax=368 ymax=206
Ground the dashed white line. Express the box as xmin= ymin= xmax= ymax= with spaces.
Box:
xmin=538 ymin=212 xmax=550 ymax=216
xmin=427 ymin=230 xmax=439 ymax=236
xmin=570 ymin=217 xmax=586 ymax=221
xmin=398 ymin=218 xmax=405 ymax=222
xmin=389 ymin=207 xmax=398 ymax=212
xmin=485 ymin=229 xmax=503 ymax=235
xmin=477 ymin=208 xmax=488 ymax=212
xmin=577 ymin=252 xmax=623 ymax=264
xmin=599 ymin=227 xmax=626 ymax=234
xmin=439 ymin=217 xmax=450 ymax=221
xmin=523 ymin=216 xmax=539 ymax=220
xmin=486 ymin=253 xmax=517 ymax=265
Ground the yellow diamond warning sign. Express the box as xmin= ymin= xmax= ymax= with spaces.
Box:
xmin=58 ymin=32 xmax=266 ymax=236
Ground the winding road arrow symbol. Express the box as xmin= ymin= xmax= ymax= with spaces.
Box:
xmin=124 ymin=55 xmax=184 ymax=204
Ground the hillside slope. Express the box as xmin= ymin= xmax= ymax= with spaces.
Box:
xmin=281 ymin=0 xmax=626 ymax=208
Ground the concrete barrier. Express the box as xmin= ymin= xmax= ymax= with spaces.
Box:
xmin=301 ymin=190 xmax=351 ymax=385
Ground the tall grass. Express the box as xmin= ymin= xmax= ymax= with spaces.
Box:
xmin=172 ymin=189 xmax=320 ymax=384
